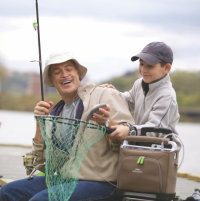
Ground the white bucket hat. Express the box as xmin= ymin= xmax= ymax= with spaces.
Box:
xmin=43 ymin=52 xmax=87 ymax=87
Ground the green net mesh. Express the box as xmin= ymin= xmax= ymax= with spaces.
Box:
xmin=35 ymin=115 xmax=106 ymax=201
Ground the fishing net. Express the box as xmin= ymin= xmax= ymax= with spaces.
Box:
xmin=35 ymin=115 xmax=106 ymax=201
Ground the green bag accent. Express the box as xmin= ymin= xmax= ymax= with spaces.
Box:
xmin=137 ymin=157 xmax=141 ymax=164
xmin=140 ymin=157 xmax=144 ymax=164
xmin=35 ymin=115 xmax=106 ymax=201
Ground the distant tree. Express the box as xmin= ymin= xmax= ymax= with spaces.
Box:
xmin=0 ymin=59 xmax=6 ymax=78
xmin=0 ymin=58 xmax=6 ymax=94
xmin=99 ymin=69 xmax=200 ymax=109
xmin=170 ymin=70 xmax=200 ymax=107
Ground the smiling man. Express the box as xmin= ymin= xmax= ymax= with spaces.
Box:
xmin=47 ymin=59 xmax=82 ymax=103
xmin=0 ymin=52 xmax=134 ymax=201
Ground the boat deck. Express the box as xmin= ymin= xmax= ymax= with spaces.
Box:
xmin=0 ymin=146 xmax=199 ymax=200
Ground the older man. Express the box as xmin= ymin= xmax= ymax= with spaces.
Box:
xmin=0 ymin=52 xmax=134 ymax=201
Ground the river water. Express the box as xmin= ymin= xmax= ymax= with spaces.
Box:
xmin=0 ymin=110 xmax=200 ymax=175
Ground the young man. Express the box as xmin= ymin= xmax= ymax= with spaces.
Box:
xmin=0 ymin=52 xmax=134 ymax=201
xmin=99 ymin=42 xmax=180 ymax=143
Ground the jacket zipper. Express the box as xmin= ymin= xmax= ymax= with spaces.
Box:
xmin=143 ymin=91 xmax=146 ymax=109
xmin=118 ymin=156 xmax=162 ymax=193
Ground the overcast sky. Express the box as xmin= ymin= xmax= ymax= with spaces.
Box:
xmin=0 ymin=0 xmax=199 ymax=82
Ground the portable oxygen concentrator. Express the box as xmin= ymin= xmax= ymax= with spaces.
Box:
xmin=116 ymin=127 xmax=181 ymax=201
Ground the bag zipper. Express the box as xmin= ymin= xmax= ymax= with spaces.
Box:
xmin=118 ymin=156 xmax=162 ymax=193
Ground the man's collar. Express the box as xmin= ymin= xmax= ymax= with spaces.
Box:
xmin=78 ymin=80 xmax=96 ymax=98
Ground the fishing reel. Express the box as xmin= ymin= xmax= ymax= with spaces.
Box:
xmin=22 ymin=152 xmax=38 ymax=175
xmin=22 ymin=152 xmax=46 ymax=180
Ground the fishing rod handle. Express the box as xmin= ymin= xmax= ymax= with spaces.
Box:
xmin=106 ymin=127 xmax=116 ymax=134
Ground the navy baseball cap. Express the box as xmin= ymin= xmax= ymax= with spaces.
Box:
xmin=131 ymin=42 xmax=173 ymax=65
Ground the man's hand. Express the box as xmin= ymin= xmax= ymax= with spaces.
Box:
xmin=107 ymin=125 xmax=130 ymax=142
xmin=91 ymin=104 xmax=110 ymax=126
xmin=99 ymin=84 xmax=118 ymax=91
xmin=34 ymin=101 xmax=53 ymax=116
xmin=34 ymin=101 xmax=53 ymax=142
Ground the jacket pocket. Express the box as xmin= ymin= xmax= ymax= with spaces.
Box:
xmin=117 ymin=156 xmax=162 ymax=193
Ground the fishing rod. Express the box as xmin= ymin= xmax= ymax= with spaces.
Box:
xmin=23 ymin=0 xmax=45 ymax=178
xmin=25 ymin=0 xmax=48 ymax=185
xmin=31 ymin=0 xmax=44 ymax=101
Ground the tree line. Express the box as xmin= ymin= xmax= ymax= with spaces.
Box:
xmin=0 ymin=67 xmax=200 ymax=122
xmin=100 ymin=70 xmax=200 ymax=109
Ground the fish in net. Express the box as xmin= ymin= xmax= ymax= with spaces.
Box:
xmin=35 ymin=115 xmax=106 ymax=201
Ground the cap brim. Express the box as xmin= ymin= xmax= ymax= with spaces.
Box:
xmin=131 ymin=53 xmax=161 ymax=65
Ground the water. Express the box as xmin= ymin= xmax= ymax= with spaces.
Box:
xmin=0 ymin=110 xmax=200 ymax=174
xmin=0 ymin=110 xmax=36 ymax=146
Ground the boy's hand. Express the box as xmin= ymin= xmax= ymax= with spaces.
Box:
xmin=99 ymin=84 xmax=118 ymax=91
xmin=34 ymin=101 xmax=53 ymax=116
xmin=107 ymin=125 xmax=130 ymax=142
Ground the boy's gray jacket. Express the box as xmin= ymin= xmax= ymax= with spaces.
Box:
xmin=32 ymin=81 xmax=135 ymax=182
xmin=121 ymin=74 xmax=180 ymax=143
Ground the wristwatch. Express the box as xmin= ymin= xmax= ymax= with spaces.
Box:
xmin=128 ymin=126 xmax=136 ymax=136
xmin=105 ymin=119 xmax=110 ymax=127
